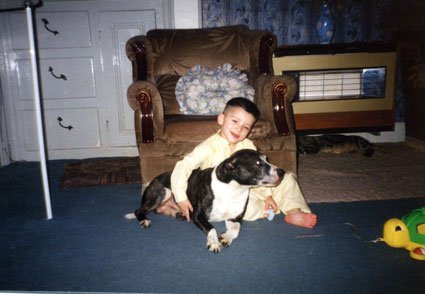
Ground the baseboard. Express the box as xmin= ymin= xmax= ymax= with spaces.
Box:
xmin=405 ymin=136 xmax=425 ymax=153
xmin=344 ymin=122 xmax=405 ymax=143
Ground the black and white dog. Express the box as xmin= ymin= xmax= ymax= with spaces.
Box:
xmin=126 ymin=149 xmax=284 ymax=253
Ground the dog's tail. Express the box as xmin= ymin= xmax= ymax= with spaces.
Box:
xmin=124 ymin=212 xmax=136 ymax=220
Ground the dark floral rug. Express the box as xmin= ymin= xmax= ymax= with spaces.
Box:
xmin=60 ymin=157 xmax=140 ymax=188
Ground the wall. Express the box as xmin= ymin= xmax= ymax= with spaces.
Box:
xmin=385 ymin=1 xmax=425 ymax=144
xmin=174 ymin=0 xmax=200 ymax=28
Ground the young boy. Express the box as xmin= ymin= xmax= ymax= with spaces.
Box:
xmin=171 ymin=97 xmax=317 ymax=228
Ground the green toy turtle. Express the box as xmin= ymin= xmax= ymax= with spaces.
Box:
xmin=383 ymin=207 xmax=425 ymax=260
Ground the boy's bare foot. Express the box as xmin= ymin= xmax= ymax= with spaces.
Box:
xmin=284 ymin=210 xmax=317 ymax=228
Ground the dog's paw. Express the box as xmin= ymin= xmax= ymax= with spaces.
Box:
xmin=207 ymin=240 xmax=222 ymax=253
xmin=207 ymin=229 xmax=222 ymax=253
xmin=219 ymin=234 xmax=233 ymax=248
xmin=220 ymin=221 xmax=240 ymax=247
xmin=139 ymin=219 xmax=151 ymax=228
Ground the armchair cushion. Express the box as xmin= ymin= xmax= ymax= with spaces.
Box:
xmin=155 ymin=74 xmax=181 ymax=115
xmin=147 ymin=26 xmax=252 ymax=77
xmin=175 ymin=64 xmax=255 ymax=115
xmin=162 ymin=115 xmax=271 ymax=144
xmin=163 ymin=115 xmax=218 ymax=143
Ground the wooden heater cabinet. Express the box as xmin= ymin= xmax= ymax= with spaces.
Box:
xmin=273 ymin=43 xmax=397 ymax=133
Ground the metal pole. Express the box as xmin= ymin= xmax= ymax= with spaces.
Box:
xmin=25 ymin=3 xmax=53 ymax=219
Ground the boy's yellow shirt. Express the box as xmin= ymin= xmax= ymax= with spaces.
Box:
xmin=171 ymin=132 xmax=272 ymax=202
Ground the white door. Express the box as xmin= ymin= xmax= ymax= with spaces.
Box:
xmin=98 ymin=10 xmax=156 ymax=147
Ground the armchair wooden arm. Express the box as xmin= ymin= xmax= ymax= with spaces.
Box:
xmin=126 ymin=36 xmax=153 ymax=82
xmin=255 ymin=74 xmax=297 ymax=136
xmin=127 ymin=80 xmax=164 ymax=143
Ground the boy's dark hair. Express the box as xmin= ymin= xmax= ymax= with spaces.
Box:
xmin=224 ymin=97 xmax=260 ymax=121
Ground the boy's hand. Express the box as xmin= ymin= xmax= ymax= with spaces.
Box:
xmin=264 ymin=196 xmax=278 ymax=213
xmin=177 ymin=199 xmax=193 ymax=222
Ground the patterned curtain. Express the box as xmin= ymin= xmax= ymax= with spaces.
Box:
xmin=201 ymin=0 xmax=396 ymax=45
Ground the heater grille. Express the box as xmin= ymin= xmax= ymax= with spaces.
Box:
xmin=295 ymin=67 xmax=386 ymax=101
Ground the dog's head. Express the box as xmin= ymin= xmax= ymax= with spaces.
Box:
xmin=216 ymin=149 xmax=284 ymax=187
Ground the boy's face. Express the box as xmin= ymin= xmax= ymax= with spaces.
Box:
xmin=217 ymin=106 xmax=256 ymax=145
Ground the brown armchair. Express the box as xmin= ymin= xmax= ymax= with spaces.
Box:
xmin=126 ymin=25 xmax=297 ymax=185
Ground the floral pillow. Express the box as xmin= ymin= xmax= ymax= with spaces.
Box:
xmin=175 ymin=63 xmax=255 ymax=115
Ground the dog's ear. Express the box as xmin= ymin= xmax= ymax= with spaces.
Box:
xmin=225 ymin=157 xmax=238 ymax=170
xmin=216 ymin=158 xmax=237 ymax=183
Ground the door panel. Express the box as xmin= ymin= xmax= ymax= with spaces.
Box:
xmin=99 ymin=11 xmax=156 ymax=147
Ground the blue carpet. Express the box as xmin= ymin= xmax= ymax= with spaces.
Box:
xmin=1 ymin=160 xmax=424 ymax=293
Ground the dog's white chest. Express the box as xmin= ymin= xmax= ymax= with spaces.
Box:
xmin=208 ymin=171 xmax=249 ymax=222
